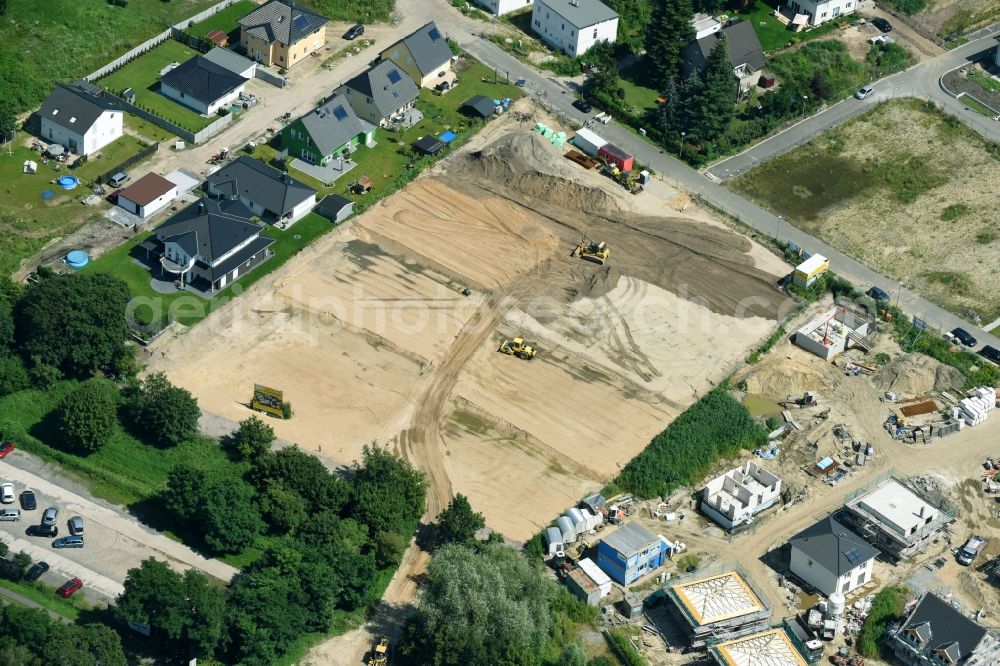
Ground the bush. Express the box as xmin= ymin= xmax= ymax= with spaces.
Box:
xmin=857 ymin=586 xmax=905 ymax=658
xmin=125 ymin=372 xmax=200 ymax=447
xmin=607 ymin=630 xmax=646 ymax=666
xmin=55 ymin=379 xmax=119 ymax=454
xmin=614 ymin=387 xmax=767 ymax=498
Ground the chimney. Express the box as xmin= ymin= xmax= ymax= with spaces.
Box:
xmin=198 ymin=201 xmax=205 ymax=213
xmin=918 ymin=506 xmax=926 ymax=518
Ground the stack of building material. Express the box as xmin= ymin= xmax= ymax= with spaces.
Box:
xmin=957 ymin=387 xmax=995 ymax=426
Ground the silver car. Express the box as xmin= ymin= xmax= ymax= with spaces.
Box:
xmin=68 ymin=516 xmax=84 ymax=536
xmin=0 ymin=508 xmax=20 ymax=521
xmin=42 ymin=507 xmax=58 ymax=525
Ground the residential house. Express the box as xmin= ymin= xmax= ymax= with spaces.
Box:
xmin=201 ymin=47 xmax=258 ymax=79
xmin=141 ymin=198 xmax=275 ymax=292
xmin=205 ymin=155 xmax=317 ymax=227
xmin=681 ymin=20 xmax=765 ymax=98
xmin=889 ymin=592 xmax=1000 ymax=665
xmin=475 ymin=0 xmax=533 ymax=16
xmin=160 ymin=56 xmax=248 ymax=115
xmin=38 ymin=84 xmax=123 ymax=156
xmin=531 ymin=0 xmax=619 ymax=57
xmin=238 ymin=0 xmax=328 ymax=68
xmin=380 ymin=22 xmax=456 ymax=90
xmin=336 ymin=60 xmax=419 ymax=128
xmin=784 ymin=0 xmax=855 ymax=26
xmin=596 ymin=522 xmax=670 ymax=585
xmin=788 ymin=516 xmax=879 ymax=596
xmin=701 ymin=462 xmax=782 ymax=530
xmin=666 ymin=570 xmax=773 ymax=648
xmin=280 ymin=94 xmax=376 ymax=166
xmin=116 ymin=172 xmax=179 ymax=219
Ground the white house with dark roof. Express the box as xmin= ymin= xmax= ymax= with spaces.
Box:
xmin=380 ymin=22 xmax=456 ymax=89
xmin=279 ymin=93 xmax=376 ymax=165
xmin=531 ymin=0 xmax=619 ymax=57
xmin=38 ymin=84 xmax=123 ymax=156
xmin=160 ymin=56 xmax=248 ymax=115
xmin=788 ymin=516 xmax=879 ymax=596
xmin=784 ymin=0 xmax=855 ymax=26
xmin=205 ymin=156 xmax=316 ymax=227
xmin=336 ymin=60 xmax=419 ymax=127
xmin=889 ymin=592 xmax=999 ymax=665
xmin=238 ymin=0 xmax=328 ymax=68
xmin=681 ymin=20 xmax=765 ymax=97
xmin=140 ymin=198 xmax=274 ymax=292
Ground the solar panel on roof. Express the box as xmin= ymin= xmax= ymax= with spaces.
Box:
xmin=333 ymin=105 xmax=348 ymax=120
xmin=428 ymin=27 xmax=441 ymax=41
xmin=293 ymin=14 xmax=310 ymax=30
xmin=844 ymin=547 xmax=865 ymax=565
xmin=387 ymin=69 xmax=402 ymax=84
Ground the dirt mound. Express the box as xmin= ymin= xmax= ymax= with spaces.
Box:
xmin=737 ymin=358 xmax=830 ymax=397
xmin=461 ymin=132 xmax=623 ymax=215
xmin=872 ymin=353 xmax=965 ymax=396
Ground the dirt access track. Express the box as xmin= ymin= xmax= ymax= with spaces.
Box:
xmin=150 ymin=110 xmax=793 ymax=542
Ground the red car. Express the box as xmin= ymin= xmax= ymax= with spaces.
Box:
xmin=0 ymin=442 xmax=14 ymax=459
xmin=57 ymin=577 xmax=83 ymax=598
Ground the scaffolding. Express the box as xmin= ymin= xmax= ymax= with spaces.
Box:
xmin=709 ymin=628 xmax=809 ymax=666
xmin=666 ymin=565 xmax=773 ymax=648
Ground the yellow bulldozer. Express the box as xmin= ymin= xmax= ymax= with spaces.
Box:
xmin=572 ymin=236 xmax=610 ymax=265
xmin=367 ymin=636 xmax=389 ymax=666
xmin=498 ymin=337 xmax=536 ymax=360
xmin=605 ymin=164 xmax=642 ymax=194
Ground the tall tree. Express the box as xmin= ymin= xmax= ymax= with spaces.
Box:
xmin=14 ymin=274 xmax=130 ymax=376
xmin=435 ymin=494 xmax=485 ymax=546
xmin=249 ymin=446 xmax=349 ymax=514
xmin=687 ymin=37 xmax=736 ymax=143
xmin=585 ymin=40 xmax=620 ymax=100
xmin=55 ymin=379 xmax=119 ymax=453
xmin=232 ymin=415 xmax=275 ymax=461
xmin=645 ymin=0 xmax=695 ymax=89
xmin=349 ymin=444 xmax=428 ymax=537
xmin=603 ymin=0 xmax=652 ymax=52
xmin=200 ymin=477 xmax=265 ymax=553
xmin=125 ymin=372 xmax=200 ymax=446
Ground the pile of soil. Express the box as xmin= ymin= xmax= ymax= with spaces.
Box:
xmin=737 ymin=358 xmax=830 ymax=397
xmin=872 ymin=353 xmax=965 ymax=396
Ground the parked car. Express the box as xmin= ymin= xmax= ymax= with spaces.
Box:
xmin=958 ymin=535 xmax=987 ymax=565
xmin=344 ymin=23 xmax=364 ymax=40
xmin=68 ymin=516 xmax=84 ymax=536
xmin=42 ymin=507 xmax=58 ymax=526
xmin=19 ymin=491 xmax=35 ymax=511
xmin=950 ymin=327 xmax=977 ymax=347
xmin=0 ymin=442 xmax=14 ymax=459
xmin=865 ymin=286 xmax=890 ymax=302
xmin=24 ymin=561 xmax=48 ymax=582
xmin=978 ymin=345 xmax=1000 ymax=365
xmin=572 ymin=98 xmax=593 ymax=114
xmin=52 ymin=536 xmax=84 ymax=549
xmin=108 ymin=172 xmax=129 ymax=188
xmin=57 ymin=577 xmax=83 ymax=598
xmin=0 ymin=509 xmax=20 ymax=521
xmin=855 ymin=84 xmax=874 ymax=100
xmin=26 ymin=524 xmax=57 ymax=538
xmin=0 ymin=483 xmax=13 ymax=504
xmin=871 ymin=17 xmax=892 ymax=32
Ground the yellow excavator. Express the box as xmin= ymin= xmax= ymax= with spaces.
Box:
xmin=368 ymin=637 xmax=389 ymax=666
xmin=498 ymin=337 xmax=536 ymax=360
xmin=606 ymin=164 xmax=642 ymax=194
xmin=572 ymin=235 xmax=610 ymax=265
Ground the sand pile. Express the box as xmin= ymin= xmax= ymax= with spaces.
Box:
xmin=461 ymin=132 xmax=624 ymax=215
xmin=737 ymin=357 xmax=830 ymax=397
xmin=872 ymin=353 xmax=965 ymax=396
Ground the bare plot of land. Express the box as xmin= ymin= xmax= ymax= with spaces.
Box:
xmin=731 ymin=99 xmax=1000 ymax=320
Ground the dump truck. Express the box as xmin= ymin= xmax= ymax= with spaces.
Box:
xmin=498 ymin=337 xmax=536 ymax=360
xmin=367 ymin=636 xmax=389 ymax=666
xmin=958 ymin=535 xmax=988 ymax=565
xmin=572 ymin=237 xmax=610 ymax=265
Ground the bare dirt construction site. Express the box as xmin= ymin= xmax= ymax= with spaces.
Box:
xmin=150 ymin=114 xmax=791 ymax=548
xmin=730 ymin=99 xmax=1000 ymax=321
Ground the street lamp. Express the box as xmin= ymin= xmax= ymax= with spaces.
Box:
xmin=679 ymin=132 xmax=686 ymax=159
xmin=775 ymin=215 xmax=782 ymax=239
xmin=894 ymin=281 xmax=903 ymax=310
xmin=801 ymin=95 xmax=808 ymax=116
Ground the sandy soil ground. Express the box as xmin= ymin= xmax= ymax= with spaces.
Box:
xmin=732 ymin=99 xmax=1000 ymax=321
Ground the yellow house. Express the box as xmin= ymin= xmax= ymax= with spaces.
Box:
xmin=379 ymin=22 xmax=457 ymax=90
xmin=238 ymin=0 xmax=328 ymax=69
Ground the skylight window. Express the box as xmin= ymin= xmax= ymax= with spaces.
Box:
xmin=293 ymin=14 xmax=309 ymax=30
xmin=332 ymin=105 xmax=348 ymax=120
xmin=387 ymin=69 xmax=402 ymax=84
xmin=51 ymin=109 xmax=59 ymax=115
xmin=844 ymin=547 xmax=865 ymax=565
xmin=69 ymin=117 xmax=77 ymax=124
xmin=428 ymin=27 xmax=441 ymax=40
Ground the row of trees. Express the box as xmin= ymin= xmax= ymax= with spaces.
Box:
xmin=0 ymin=603 xmax=127 ymax=666
xmin=118 ymin=417 xmax=429 ymax=664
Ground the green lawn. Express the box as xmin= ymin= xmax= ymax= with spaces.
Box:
xmin=968 ymin=70 xmax=1000 ymax=95
xmin=960 ymin=93 xmax=995 ymax=117
xmin=618 ymin=64 xmax=661 ymax=115
xmin=733 ymin=1 xmax=848 ymax=53
xmin=125 ymin=115 xmax=179 ymax=144
xmin=182 ymin=0 xmax=256 ymax=40
xmin=73 ymin=135 xmax=150 ymax=182
xmin=100 ymin=40 xmax=218 ymax=133
xmin=84 ymin=212 xmax=332 ymax=327
xmin=0 ymin=579 xmax=89 ymax=622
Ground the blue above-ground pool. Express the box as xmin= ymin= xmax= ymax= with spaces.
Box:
xmin=66 ymin=250 xmax=90 ymax=269
xmin=57 ymin=175 xmax=79 ymax=190
xmin=440 ymin=130 xmax=457 ymax=143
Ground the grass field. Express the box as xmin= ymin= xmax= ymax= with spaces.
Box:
xmin=733 ymin=0 xmax=847 ymax=53
xmin=182 ymin=0 xmax=257 ymax=40
xmin=0 ymin=578 xmax=90 ymax=622
xmin=961 ymin=94 xmax=996 ymax=117
xmin=100 ymin=40 xmax=218 ymax=133
xmin=730 ymin=99 xmax=1000 ymax=320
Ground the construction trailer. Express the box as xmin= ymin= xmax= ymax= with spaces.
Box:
xmin=578 ymin=557 xmax=612 ymax=598
xmin=596 ymin=521 xmax=670 ymax=585
xmin=566 ymin=567 xmax=603 ymax=606
xmin=793 ymin=307 xmax=873 ymax=361
xmin=598 ymin=142 xmax=634 ymax=172
xmin=783 ymin=617 xmax=824 ymax=663
xmin=791 ymin=254 xmax=829 ymax=288
xmin=571 ymin=127 xmax=607 ymax=156
xmin=839 ymin=477 xmax=955 ymax=561
xmin=709 ymin=628 xmax=812 ymax=666
xmin=701 ymin=462 xmax=782 ymax=530
xmin=545 ymin=526 xmax=564 ymax=558
xmin=666 ymin=569 xmax=773 ymax=649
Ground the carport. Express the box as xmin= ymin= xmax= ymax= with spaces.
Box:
xmin=461 ymin=95 xmax=496 ymax=119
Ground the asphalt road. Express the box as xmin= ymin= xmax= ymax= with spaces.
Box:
xmin=460 ymin=34 xmax=1000 ymax=351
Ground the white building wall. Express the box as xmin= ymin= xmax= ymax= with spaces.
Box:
xmin=787 ymin=0 xmax=855 ymax=25
xmin=477 ymin=0 xmax=533 ymax=15
xmin=41 ymin=110 xmax=122 ymax=156
xmin=790 ymin=545 xmax=873 ymax=596
xmin=288 ymin=195 xmax=316 ymax=223
xmin=138 ymin=185 xmax=179 ymax=219
xmin=161 ymin=82 xmax=245 ymax=115
xmin=531 ymin=0 xmax=618 ymax=57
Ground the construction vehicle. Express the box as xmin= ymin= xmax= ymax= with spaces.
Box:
xmin=367 ymin=636 xmax=389 ymax=666
xmin=498 ymin=337 xmax=536 ymax=360
xmin=604 ymin=164 xmax=642 ymax=194
xmin=571 ymin=236 xmax=610 ymax=265
xmin=781 ymin=392 xmax=818 ymax=408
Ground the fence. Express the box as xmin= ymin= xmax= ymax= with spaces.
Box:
xmin=255 ymin=67 xmax=287 ymax=88
xmin=84 ymin=0 xmax=242 ymax=81
xmin=101 ymin=90 xmax=234 ymax=144
xmin=96 ymin=142 xmax=159 ymax=184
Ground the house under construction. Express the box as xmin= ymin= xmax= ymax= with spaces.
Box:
xmin=666 ymin=569 xmax=773 ymax=648
xmin=839 ymin=476 xmax=955 ymax=561
xmin=793 ymin=306 xmax=873 ymax=360
xmin=709 ymin=628 xmax=810 ymax=666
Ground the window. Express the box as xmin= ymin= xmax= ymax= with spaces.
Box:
xmin=69 ymin=116 xmax=76 ymax=124
xmin=593 ymin=28 xmax=598 ymax=38
xmin=534 ymin=19 xmax=540 ymax=26
xmin=807 ymin=559 xmax=813 ymax=566
xmin=561 ymin=23 xmax=564 ymax=30
xmin=821 ymin=11 xmax=827 ymax=17
xmin=841 ymin=580 xmax=850 ymax=594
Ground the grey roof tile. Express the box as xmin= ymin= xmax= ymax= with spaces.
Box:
xmin=789 ymin=516 xmax=879 ymax=577
xmin=339 ymin=60 xmax=419 ymax=119
xmin=399 ymin=22 xmax=453 ymax=77
xmin=536 ymin=0 xmax=618 ymax=29
xmin=161 ymin=56 xmax=248 ymax=106
xmin=38 ymin=84 xmax=122 ymax=133
xmin=239 ymin=0 xmax=327 ymax=45
xmin=156 ymin=198 xmax=261 ymax=264
xmin=296 ymin=94 xmax=369 ymax=157
xmin=207 ymin=156 xmax=315 ymax=216
xmin=896 ymin=593 xmax=988 ymax=662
